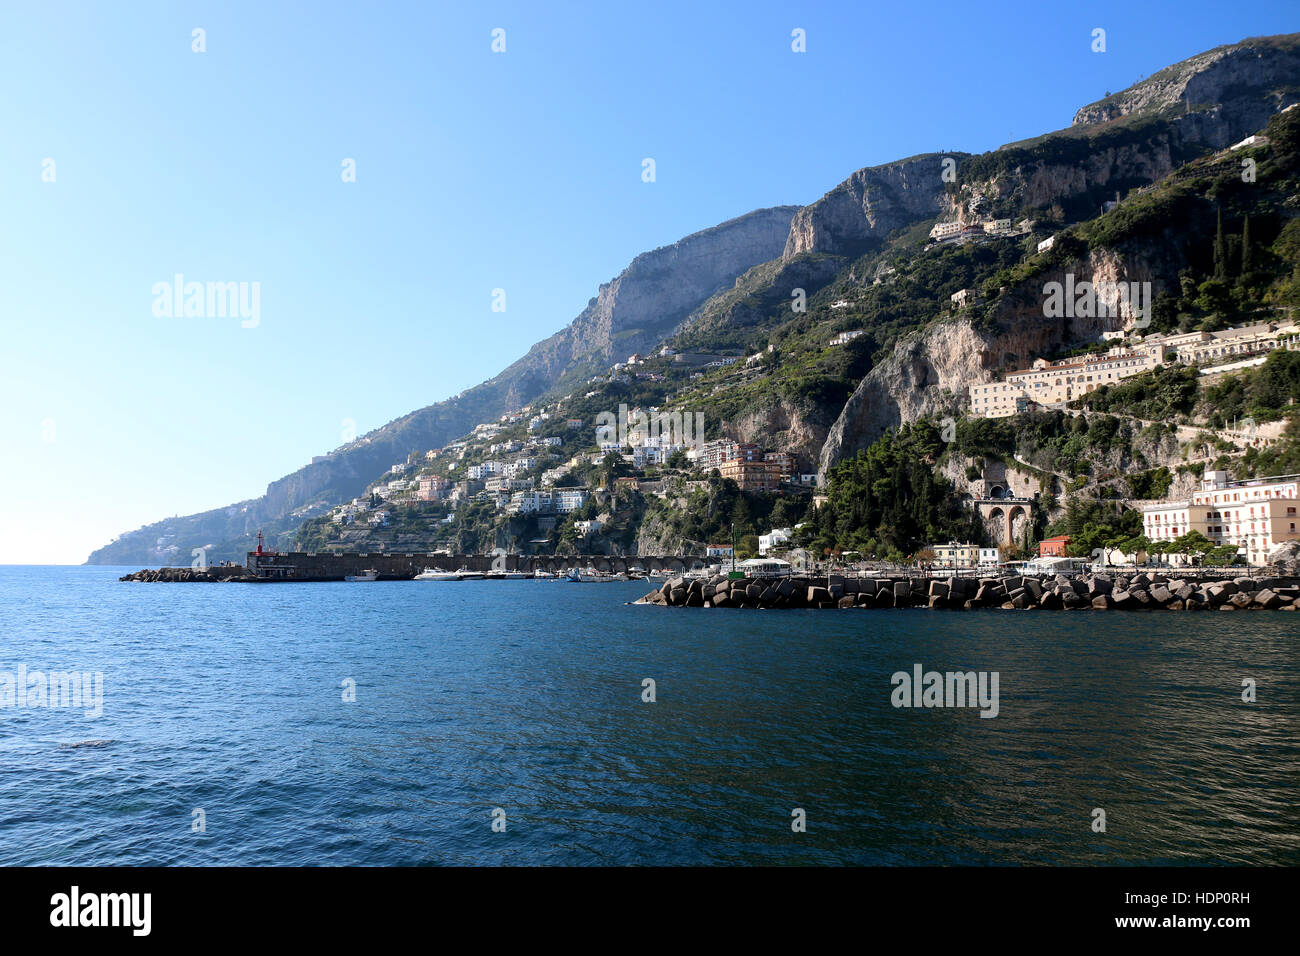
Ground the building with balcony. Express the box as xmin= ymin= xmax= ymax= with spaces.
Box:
xmin=1143 ymin=470 xmax=1300 ymax=566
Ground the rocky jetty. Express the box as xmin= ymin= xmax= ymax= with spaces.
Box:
xmin=119 ymin=567 xmax=255 ymax=583
xmin=638 ymin=572 xmax=1300 ymax=611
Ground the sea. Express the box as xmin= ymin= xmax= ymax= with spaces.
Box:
xmin=0 ymin=565 xmax=1296 ymax=866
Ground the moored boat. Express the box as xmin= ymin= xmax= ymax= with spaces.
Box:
xmin=567 ymin=567 xmax=616 ymax=582
xmin=414 ymin=568 xmax=459 ymax=581
xmin=344 ymin=569 xmax=379 ymax=582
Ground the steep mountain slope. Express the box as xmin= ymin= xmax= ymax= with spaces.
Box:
xmin=88 ymin=206 xmax=798 ymax=565
xmin=92 ymin=32 xmax=1300 ymax=566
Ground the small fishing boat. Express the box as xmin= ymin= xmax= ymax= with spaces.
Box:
xmin=345 ymin=569 xmax=379 ymax=582
xmin=414 ymin=568 xmax=459 ymax=581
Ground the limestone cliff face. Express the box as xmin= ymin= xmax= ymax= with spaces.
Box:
xmin=817 ymin=246 xmax=1174 ymax=476
xmin=724 ymin=398 xmax=829 ymax=472
xmin=991 ymin=138 xmax=1180 ymax=211
xmin=783 ymin=153 xmax=967 ymax=259
xmin=503 ymin=206 xmax=800 ymax=387
xmin=818 ymin=320 xmax=988 ymax=476
xmin=1072 ymin=36 xmax=1300 ymax=145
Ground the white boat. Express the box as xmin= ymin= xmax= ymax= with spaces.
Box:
xmin=484 ymin=569 xmax=529 ymax=580
xmin=567 ymin=567 xmax=614 ymax=583
xmin=414 ymin=568 xmax=459 ymax=581
xmin=455 ymin=567 xmax=485 ymax=580
xmin=533 ymin=569 xmax=556 ymax=579
xmin=345 ymin=569 xmax=379 ymax=582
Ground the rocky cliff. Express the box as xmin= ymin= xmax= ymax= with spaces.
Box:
xmin=817 ymin=245 xmax=1175 ymax=475
xmin=499 ymin=206 xmax=800 ymax=392
xmin=783 ymin=153 xmax=965 ymax=259
xmin=1072 ymin=35 xmax=1300 ymax=141
xmin=91 ymin=32 xmax=1300 ymax=565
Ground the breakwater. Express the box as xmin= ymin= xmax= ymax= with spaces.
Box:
xmin=638 ymin=571 xmax=1300 ymax=611
xmin=119 ymin=551 xmax=705 ymax=582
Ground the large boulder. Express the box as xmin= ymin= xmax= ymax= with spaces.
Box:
xmin=1268 ymin=541 xmax=1300 ymax=574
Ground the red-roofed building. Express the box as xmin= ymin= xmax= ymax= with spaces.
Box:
xmin=1039 ymin=535 xmax=1071 ymax=557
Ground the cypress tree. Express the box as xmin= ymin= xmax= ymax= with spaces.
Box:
xmin=1241 ymin=214 xmax=1253 ymax=275
xmin=1213 ymin=207 xmax=1227 ymax=280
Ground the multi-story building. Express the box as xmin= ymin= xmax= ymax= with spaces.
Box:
xmin=971 ymin=322 xmax=1300 ymax=420
xmin=930 ymin=542 xmax=981 ymax=568
xmin=929 ymin=221 xmax=963 ymax=241
xmin=968 ymin=345 xmax=1162 ymax=418
xmin=694 ymin=439 xmax=737 ymax=471
xmin=553 ymin=488 xmax=589 ymax=513
xmin=417 ymin=475 xmax=450 ymax=502
xmin=764 ymin=452 xmax=796 ymax=482
xmin=1147 ymin=322 xmax=1299 ymax=365
xmin=1143 ymin=470 xmax=1300 ymax=566
xmin=719 ymin=458 xmax=780 ymax=492
xmin=507 ymin=490 xmax=553 ymax=514
xmin=503 ymin=457 xmax=539 ymax=477
xmin=759 ymin=528 xmax=793 ymax=554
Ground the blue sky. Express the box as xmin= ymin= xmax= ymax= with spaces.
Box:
xmin=2 ymin=1 xmax=1295 ymax=563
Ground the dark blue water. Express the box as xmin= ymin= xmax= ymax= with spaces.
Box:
xmin=0 ymin=565 xmax=1296 ymax=865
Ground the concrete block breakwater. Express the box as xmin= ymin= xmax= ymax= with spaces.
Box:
xmin=638 ymin=572 xmax=1300 ymax=611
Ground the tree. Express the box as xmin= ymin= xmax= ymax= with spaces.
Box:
xmin=1213 ymin=207 xmax=1227 ymax=280
xmin=1170 ymin=530 xmax=1215 ymax=565
xmin=1241 ymin=214 xmax=1254 ymax=275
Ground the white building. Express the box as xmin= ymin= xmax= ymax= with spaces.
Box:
xmin=759 ymin=528 xmax=793 ymax=555
xmin=507 ymin=490 xmax=554 ymax=514
xmin=554 ymin=488 xmax=589 ymax=513
xmin=1143 ymin=470 xmax=1300 ymax=566
xmin=929 ymin=221 xmax=963 ymax=241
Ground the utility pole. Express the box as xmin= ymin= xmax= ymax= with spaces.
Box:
xmin=730 ymin=522 xmax=736 ymax=574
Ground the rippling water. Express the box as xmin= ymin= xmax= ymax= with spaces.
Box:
xmin=0 ymin=565 xmax=1296 ymax=865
